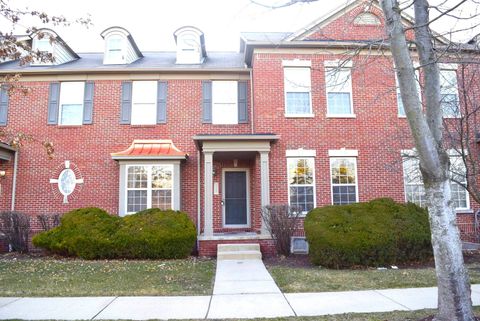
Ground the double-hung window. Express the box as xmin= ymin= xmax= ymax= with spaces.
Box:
xmin=287 ymin=157 xmax=315 ymax=213
xmin=283 ymin=63 xmax=312 ymax=116
xmin=402 ymin=151 xmax=469 ymax=210
xmin=212 ymin=81 xmax=238 ymax=124
xmin=330 ymin=157 xmax=358 ymax=205
xmin=126 ymin=164 xmax=174 ymax=214
xmin=325 ymin=64 xmax=353 ymax=116
xmin=131 ymin=81 xmax=157 ymax=125
xmin=440 ymin=69 xmax=460 ymax=118
xmin=59 ymin=82 xmax=84 ymax=125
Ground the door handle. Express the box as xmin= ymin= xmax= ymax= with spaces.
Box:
xmin=221 ymin=200 xmax=225 ymax=206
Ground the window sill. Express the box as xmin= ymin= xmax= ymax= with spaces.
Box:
xmin=56 ymin=125 xmax=83 ymax=128
xmin=129 ymin=124 xmax=157 ymax=128
xmin=443 ymin=116 xmax=462 ymax=119
xmin=456 ymin=209 xmax=474 ymax=214
xmin=284 ymin=113 xmax=315 ymax=118
xmin=398 ymin=115 xmax=407 ymax=118
xmin=326 ymin=114 xmax=356 ymax=118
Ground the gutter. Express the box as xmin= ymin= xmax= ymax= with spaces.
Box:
xmin=249 ymin=68 xmax=254 ymax=134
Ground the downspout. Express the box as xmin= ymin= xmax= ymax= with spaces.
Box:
xmin=249 ymin=68 xmax=254 ymax=134
xmin=196 ymin=149 xmax=201 ymax=250
xmin=10 ymin=150 xmax=18 ymax=211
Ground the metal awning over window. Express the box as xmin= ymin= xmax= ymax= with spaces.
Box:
xmin=111 ymin=140 xmax=188 ymax=160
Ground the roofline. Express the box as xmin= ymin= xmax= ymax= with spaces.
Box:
xmin=0 ymin=67 xmax=251 ymax=75
xmin=193 ymin=134 xmax=279 ymax=149
xmin=242 ymin=40 xmax=480 ymax=66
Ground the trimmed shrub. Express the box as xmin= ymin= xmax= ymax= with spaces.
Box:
xmin=33 ymin=207 xmax=119 ymax=259
xmin=114 ymin=208 xmax=196 ymax=259
xmin=33 ymin=207 xmax=196 ymax=260
xmin=304 ymin=198 xmax=432 ymax=268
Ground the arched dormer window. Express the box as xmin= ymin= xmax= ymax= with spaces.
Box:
xmin=101 ymin=27 xmax=143 ymax=65
xmin=353 ymin=12 xmax=381 ymax=25
xmin=30 ymin=29 xmax=79 ymax=66
xmin=105 ymin=34 xmax=125 ymax=64
xmin=174 ymin=26 xmax=206 ymax=64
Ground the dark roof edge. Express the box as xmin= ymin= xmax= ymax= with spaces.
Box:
xmin=0 ymin=67 xmax=251 ymax=75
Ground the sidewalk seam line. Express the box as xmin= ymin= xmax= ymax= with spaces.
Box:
xmin=281 ymin=292 xmax=297 ymax=316
xmin=374 ymin=290 xmax=412 ymax=311
xmin=0 ymin=297 xmax=22 ymax=308
xmin=205 ymin=295 xmax=213 ymax=319
xmin=91 ymin=296 xmax=118 ymax=320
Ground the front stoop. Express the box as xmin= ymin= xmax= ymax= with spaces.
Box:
xmin=217 ymin=243 xmax=262 ymax=260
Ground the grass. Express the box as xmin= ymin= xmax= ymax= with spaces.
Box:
xmin=0 ymin=256 xmax=215 ymax=296
xmin=267 ymin=261 xmax=480 ymax=293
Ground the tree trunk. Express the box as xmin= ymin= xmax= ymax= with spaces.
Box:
xmin=379 ymin=0 xmax=475 ymax=320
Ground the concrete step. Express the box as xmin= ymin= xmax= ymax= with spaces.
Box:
xmin=217 ymin=243 xmax=260 ymax=253
xmin=217 ymin=250 xmax=262 ymax=261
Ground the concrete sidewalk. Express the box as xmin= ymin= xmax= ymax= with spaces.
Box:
xmin=1 ymin=257 xmax=480 ymax=320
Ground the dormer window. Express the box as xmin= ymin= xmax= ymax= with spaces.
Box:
xmin=106 ymin=35 xmax=125 ymax=64
xmin=30 ymin=29 xmax=79 ymax=66
xmin=101 ymin=27 xmax=143 ymax=65
xmin=174 ymin=26 xmax=206 ymax=64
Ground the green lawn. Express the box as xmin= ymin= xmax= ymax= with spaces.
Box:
xmin=267 ymin=261 xmax=480 ymax=293
xmin=0 ymin=256 xmax=215 ymax=296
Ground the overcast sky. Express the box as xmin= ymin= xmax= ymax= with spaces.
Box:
xmin=2 ymin=0 xmax=478 ymax=53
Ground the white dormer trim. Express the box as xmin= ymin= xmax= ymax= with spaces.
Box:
xmin=174 ymin=26 xmax=206 ymax=65
xmin=101 ymin=27 xmax=143 ymax=65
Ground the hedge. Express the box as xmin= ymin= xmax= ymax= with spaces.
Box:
xmin=304 ymin=198 xmax=432 ymax=268
xmin=33 ymin=207 xmax=196 ymax=259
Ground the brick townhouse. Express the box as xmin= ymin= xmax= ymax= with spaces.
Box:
xmin=0 ymin=0 xmax=478 ymax=256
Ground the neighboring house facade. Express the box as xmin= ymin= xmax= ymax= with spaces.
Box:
xmin=0 ymin=0 xmax=478 ymax=256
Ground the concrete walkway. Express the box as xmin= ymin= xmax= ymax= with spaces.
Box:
xmin=1 ymin=258 xmax=480 ymax=320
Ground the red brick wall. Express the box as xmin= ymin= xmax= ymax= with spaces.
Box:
xmin=2 ymin=78 xmax=251 ymax=233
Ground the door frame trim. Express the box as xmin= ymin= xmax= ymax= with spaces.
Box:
xmin=222 ymin=168 xmax=250 ymax=228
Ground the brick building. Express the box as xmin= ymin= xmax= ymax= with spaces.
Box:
xmin=0 ymin=0 xmax=478 ymax=256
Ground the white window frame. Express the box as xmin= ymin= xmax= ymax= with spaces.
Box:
xmin=440 ymin=69 xmax=461 ymax=119
xmin=124 ymin=164 xmax=174 ymax=215
xmin=131 ymin=81 xmax=157 ymax=125
xmin=401 ymin=150 xmax=469 ymax=211
xmin=176 ymin=32 xmax=203 ymax=64
xmin=287 ymin=157 xmax=316 ymax=215
xmin=283 ymin=63 xmax=313 ymax=117
xmin=58 ymin=82 xmax=84 ymax=126
xmin=104 ymin=34 xmax=126 ymax=65
xmin=325 ymin=66 xmax=354 ymax=118
xmin=330 ymin=157 xmax=359 ymax=205
xmin=31 ymin=36 xmax=54 ymax=66
xmin=212 ymin=80 xmax=238 ymax=125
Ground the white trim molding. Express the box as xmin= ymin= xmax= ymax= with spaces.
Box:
xmin=439 ymin=63 xmax=458 ymax=70
xmin=328 ymin=149 xmax=358 ymax=157
xmin=282 ymin=59 xmax=312 ymax=67
xmin=324 ymin=59 xmax=353 ymax=68
xmin=286 ymin=149 xmax=316 ymax=157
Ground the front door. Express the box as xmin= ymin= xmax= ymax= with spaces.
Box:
xmin=223 ymin=170 xmax=249 ymax=227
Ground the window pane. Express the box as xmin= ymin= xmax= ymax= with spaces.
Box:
xmin=441 ymin=94 xmax=460 ymax=117
xmin=328 ymin=92 xmax=352 ymax=115
xmin=60 ymin=82 xmax=84 ymax=104
xmin=127 ymin=166 xmax=148 ymax=188
xmin=36 ymin=38 xmax=53 ymax=53
xmin=288 ymin=158 xmax=314 ymax=185
xmin=152 ymin=166 xmax=172 ymax=189
xmin=284 ymin=68 xmax=311 ymax=92
xmin=127 ymin=190 xmax=147 ymax=212
xmin=132 ymin=81 xmax=157 ymax=104
xmin=286 ymin=92 xmax=310 ymax=114
xmin=212 ymin=81 xmax=238 ymax=124
xmin=152 ymin=190 xmax=172 ymax=210
xmin=289 ymin=186 xmax=314 ymax=212
xmin=397 ymin=92 xmax=405 ymax=116
xmin=450 ymin=182 xmax=467 ymax=209
xmin=131 ymin=103 xmax=157 ymax=125
xmin=331 ymin=158 xmax=356 ymax=184
xmin=332 ymin=185 xmax=357 ymax=205
xmin=60 ymin=104 xmax=83 ymax=125
xmin=325 ymin=68 xmax=351 ymax=92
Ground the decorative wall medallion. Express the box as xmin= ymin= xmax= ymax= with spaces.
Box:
xmin=49 ymin=160 xmax=84 ymax=203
